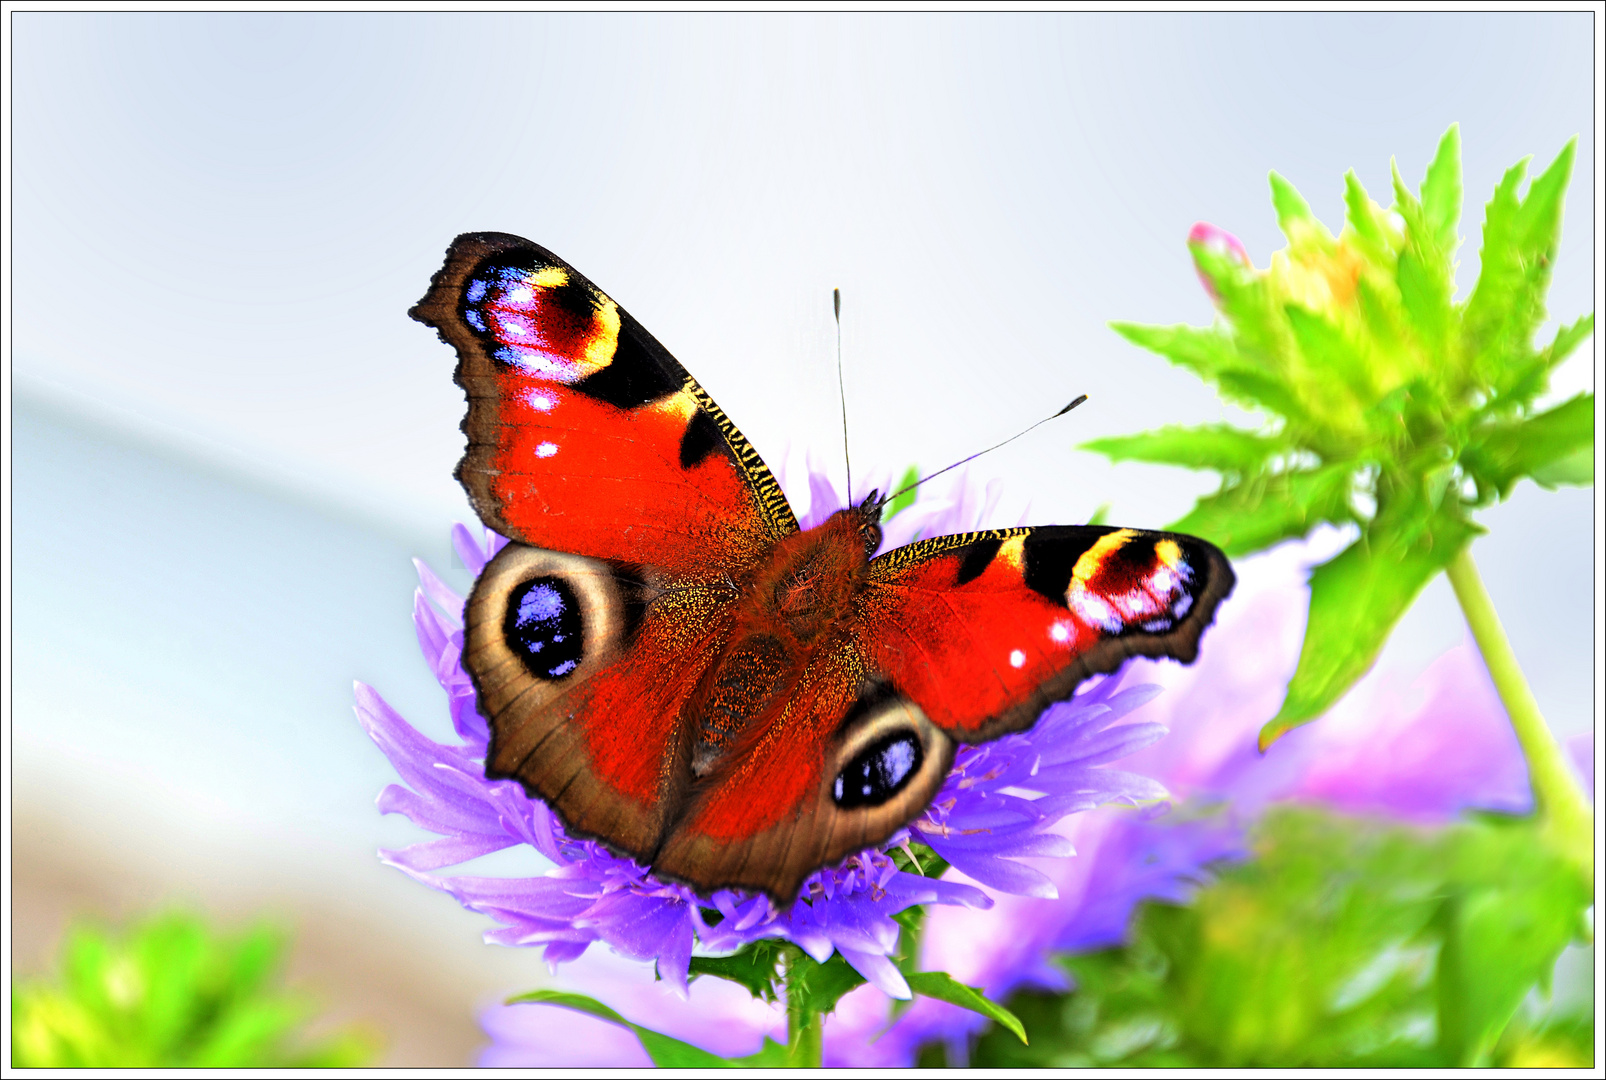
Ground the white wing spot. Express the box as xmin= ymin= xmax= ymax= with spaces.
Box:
xmin=535 ymin=442 xmax=559 ymax=458
xmin=1009 ymin=649 xmax=1027 ymax=668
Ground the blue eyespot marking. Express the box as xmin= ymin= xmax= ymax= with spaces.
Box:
xmin=505 ymin=576 xmax=584 ymax=681
xmin=832 ymin=731 xmax=923 ymax=809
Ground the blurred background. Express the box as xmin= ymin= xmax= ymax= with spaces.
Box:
xmin=9 ymin=12 xmax=1595 ymax=1065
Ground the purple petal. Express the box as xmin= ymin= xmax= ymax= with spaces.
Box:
xmin=380 ymin=832 xmax=519 ymax=871
xmin=839 ymin=947 xmax=911 ymax=999
xmin=413 ymin=557 xmax=465 ymax=625
xmin=932 ymin=849 xmax=1057 ymax=898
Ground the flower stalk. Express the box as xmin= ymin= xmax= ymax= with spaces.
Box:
xmin=783 ymin=948 xmax=825 ymax=1068
xmin=1445 ymin=546 xmax=1593 ymax=885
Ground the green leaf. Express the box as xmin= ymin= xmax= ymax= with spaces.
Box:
xmin=907 ymin=971 xmax=1028 ymax=1045
xmin=1461 ymin=393 xmax=1595 ymax=499
xmin=1166 ymin=463 xmax=1355 ymax=558
xmin=1486 ymin=313 xmax=1594 ymax=412
xmin=1082 ymin=424 xmax=1285 ymax=475
xmin=688 ymin=940 xmax=784 ymax=1002
xmin=1086 ymin=503 xmax=1111 ymax=526
xmin=1269 ymin=171 xmax=1320 ymax=239
xmin=885 ymin=465 xmax=920 ymax=520
xmin=1109 ymin=322 xmax=1244 ymax=383
xmin=1342 ymin=170 xmax=1388 ymax=250
xmin=1534 ymin=311 xmax=1595 ymax=376
xmin=1261 ymin=505 xmax=1481 ymax=746
xmin=1392 ymin=160 xmax=1456 ymax=353
xmin=504 ymin=989 xmax=734 ymax=1067
xmin=1530 ymin=446 xmax=1593 ymax=488
xmin=789 ymin=951 xmax=868 ymax=1018
xmin=1434 ymin=821 xmax=1591 ymax=1065
xmin=1419 ymin=124 xmax=1463 ymax=254
xmin=1462 ymin=139 xmax=1577 ymax=388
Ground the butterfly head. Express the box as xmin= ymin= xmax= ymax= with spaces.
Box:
xmin=843 ymin=490 xmax=883 ymax=560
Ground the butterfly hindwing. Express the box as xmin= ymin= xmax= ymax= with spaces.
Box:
xmin=861 ymin=525 xmax=1235 ymax=741
xmin=411 ymin=233 xmax=797 ymax=579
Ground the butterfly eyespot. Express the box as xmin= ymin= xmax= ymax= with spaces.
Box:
xmin=505 ymin=576 xmax=585 ymax=680
xmin=832 ymin=731 xmax=924 ymax=809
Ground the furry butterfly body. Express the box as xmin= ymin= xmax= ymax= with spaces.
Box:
xmin=412 ymin=233 xmax=1235 ymax=902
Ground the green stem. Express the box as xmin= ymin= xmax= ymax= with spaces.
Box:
xmin=1445 ymin=546 xmax=1593 ymax=883
xmin=783 ymin=949 xmax=824 ymax=1067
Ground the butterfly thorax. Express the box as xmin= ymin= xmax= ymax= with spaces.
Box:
xmin=688 ymin=509 xmax=877 ymax=777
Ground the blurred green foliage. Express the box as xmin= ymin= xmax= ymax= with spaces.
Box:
xmin=1083 ymin=125 xmax=1593 ymax=744
xmin=948 ymin=806 xmax=1592 ymax=1068
xmin=11 ymin=910 xmax=380 ymax=1068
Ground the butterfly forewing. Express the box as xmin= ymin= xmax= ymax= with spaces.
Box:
xmin=862 ymin=525 xmax=1235 ymax=741
xmin=411 ymin=232 xmax=796 ymax=578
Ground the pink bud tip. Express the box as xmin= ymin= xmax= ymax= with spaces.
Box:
xmin=1188 ymin=222 xmax=1250 ymax=264
xmin=1188 ymin=222 xmax=1250 ymax=304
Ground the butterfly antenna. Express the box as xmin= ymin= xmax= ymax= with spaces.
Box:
xmin=834 ymin=287 xmax=853 ymax=503
xmin=879 ymin=394 xmax=1089 ymax=508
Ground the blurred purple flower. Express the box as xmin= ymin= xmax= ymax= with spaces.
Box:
xmin=357 ymin=462 xmax=1178 ymax=1064
xmin=863 ymin=526 xmax=1588 ymax=1065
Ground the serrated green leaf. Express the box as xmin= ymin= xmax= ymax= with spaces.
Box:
xmin=1081 ymin=424 xmax=1284 ymax=474
xmin=504 ymin=989 xmax=735 ymax=1067
xmin=1212 ymin=366 xmax=1315 ymax=425
xmin=688 ymin=941 xmax=784 ymax=1002
xmin=907 ymin=971 xmax=1028 ymax=1045
xmin=1461 ymin=393 xmax=1595 ymax=499
xmin=1261 ymin=505 xmax=1481 ymax=746
xmin=1269 ymin=171 xmax=1318 ymax=238
xmin=1396 ymin=245 xmax=1454 ymax=355
xmin=790 ymin=951 xmax=868 ymax=1018
xmin=1167 ymin=464 xmax=1355 ymax=558
xmin=1462 ymin=140 xmax=1576 ymax=387
xmin=1538 ymin=311 xmax=1594 ymax=370
xmin=1086 ymin=503 xmax=1111 ymax=526
xmin=1342 ymin=170 xmax=1388 ymax=250
xmin=1487 ymin=312 xmax=1595 ymax=411
xmin=1391 ymin=160 xmax=1456 ymax=354
xmin=1110 ymin=321 xmax=1244 ymax=382
xmin=1419 ymin=124 xmax=1463 ymax=254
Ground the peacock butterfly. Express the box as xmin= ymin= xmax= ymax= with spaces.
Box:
xmin=411 ymin=233 xmax=1235 ymax=903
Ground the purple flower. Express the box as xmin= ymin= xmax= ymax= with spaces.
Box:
xmin=355 ymin=462 xmax=1177 ymax=1065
